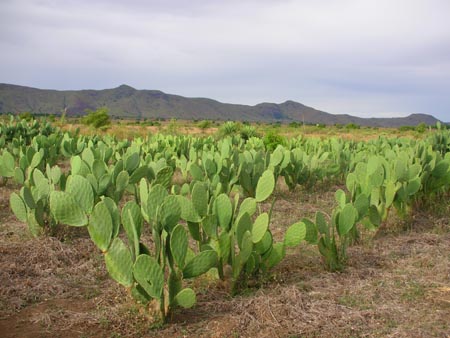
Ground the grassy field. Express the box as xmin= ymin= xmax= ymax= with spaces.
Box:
xmin=55 ymin=118 xmax=434 ymax=141
xmin=0 ymin=121 xmax=449 ymax=338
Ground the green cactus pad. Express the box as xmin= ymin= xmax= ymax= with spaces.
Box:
xmin=337 ymin=203 xmax=358 ymax=236
xmin=406 ymin=178 xmax=421 ymax=196
xmin=345 ymin=172 xmax=357 ymax=193
xmin=155 ymin=166 xmax=173 ymax=188
xmin=88 ymin=201 xmax=113 ymax=252
xmin=29 ymin=151 xmax=42 ymax=169
xmin=384 ymin=182 xmax=397 ymax=208
xmin=22 ymin=186 xmax=36 ymax=209
xmin=239 ymin=231 xmax=253 ymax=265
xmin=49 ymin=166 xmax=62 ymax=184
xmin=168 ymin=271 xmax=182 ymax=305
xmin=170 ymin=224 xmax=188 ymax=269
xmin=0 ymin=151 xmax=15 ymax=176
xmin=189 ymin=163 xmax=204 ymax=181
xmin=354 ymin=193 xmax=369 ymax=219
xmin=183 ymin=250 xmax=218 ymax=278
xmin=254 ymin=230 xmax=272 ymax=255
xmin=66 ymin=175 xmax=94 ymax=214
xmin=50 ymin=191 xmax=88 ymax=227
xmin=202 ymin=214 xmax=218 ymax=239
xmin=125 ymin=152 xmax=140 ymax=173
xmin=139 ymin=179 xmax=150 ymax=221
xmin=284 ymin=221 xmax=306 ymax=247
xmin=238 ymin=198 xmax=257 ymax=218
xmin=218 ymin=232 xmax=231 ymax=261
xmin=92 ymin=159 xmax=107 ymax=179
xmin=173 ymin=288 xmax=196 ymax=308
xmin=394 ymin=161 xmax=408 ymax=182
xmin=115 ymin=170 xmax=130 ymax=192
xmin=10 ymin=192 xmax=27 ymax=223
xmin=159 ymin=196 xmax=181 ymax=232
xmin=175 ymin=195 xmax=201 ymax=223
xmin=105 ymin=238 xmax=134 ymax=288
xmin=369 ymin=165 xmax=385 ymax=188
xmin=192 ymin=182 xmax=208 ymax=217
xmin=71 ymin=156 xmax=90 ymax=176
xmin=215 ymin=194 xmax=232 ymax=229
xmin=315 ymin=212 xmax=328 ymax=236
xmin=252 ymin=212 xmax=269 ymax=243
xmin=122 ymin=201 xmax=143 ymax=257
xmin=432 ymin=160 xmax=449 ymax=178
xmin=27 ymin=210 xmax=43 ymax=237
xmin=255 ymin=170 xmax=275 ymax=202
xmin=129 ymin=166 xmax=149 ymax=184
xmin=266 ymin=242 xmax=285 ymax=269
xmin=147 ymin=184 xmax=168 ymax=221
xmin=102 ymin=197 xmax=120 ymax=238
xmin=368 ymin=205 xmax=381 ymax=226
xmin=302 ymin=218 xmax=318 ymax=244
xmin=335 ymin=189 xmax=347 ymax=209
xmin=14 ymin=167 xmax=25 ymax=185
xmin=408 ymin=164 xmax=422 ymax=180
xmin=133 ymin=254 xmax=164 ymax=299
xmin=236 ymin=212 xmax=252 ymax=249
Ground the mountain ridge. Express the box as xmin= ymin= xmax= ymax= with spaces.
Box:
xmin=0 ymin=83 xmax=441 ymax=127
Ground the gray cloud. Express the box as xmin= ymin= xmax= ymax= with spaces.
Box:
xmin=0 ymin=0 xmax=449 ymax=121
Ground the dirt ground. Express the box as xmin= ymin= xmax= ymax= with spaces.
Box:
xmin=0 ymin=182 xmax=449 ymax=338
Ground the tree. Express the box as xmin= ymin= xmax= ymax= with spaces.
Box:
xmin=82 ymin=107 xmax=111 ymax=129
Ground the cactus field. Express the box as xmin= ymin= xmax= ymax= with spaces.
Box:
xmin=0 ymin=117 xmax=449 ymax=337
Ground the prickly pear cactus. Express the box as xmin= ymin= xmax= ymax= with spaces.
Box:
xmin=49 ymin=191 xmax=88 ymax=227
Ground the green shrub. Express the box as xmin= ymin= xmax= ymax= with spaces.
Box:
xmin=19 ymin=112 xmax=33 ymax=121
xmin=415 ymin=122 xmax=427 ymax=133
xmin=240 ymin=125 xmax=258 ymax=140
xmin=197 ymin=120 xmax=212 ymax=129
xmin=219 ymin=121 xmax=240 ymax=136
xmin=263 ymin=131 xmax=285 ymax=151
xmin=345 ymin=123 xmax=360 ymax=130
xmin=399 ymin=125 xmax=414 ymax=132
xmin=82 ymin=107 xmax=111 ymax=129
xmin=289 ymin=121 xmax=302 ymax=128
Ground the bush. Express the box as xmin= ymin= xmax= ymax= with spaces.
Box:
xmin=82 ymin=107 xmax=111 ymax=129
xmin=345 ymin=123 xmax=360 ymax=130
xmin=399 ymin=125 xmax=414 ymax=132
xmin=219 ymin=121 xmax=240 ymax=136
xmin=263 ymin=131 xmax=286 ymax=151
xmin=415 ymin=122 xmax=427 ymax=133
xmin=19 ymin=111 xmax=33 ymax=121
xmin=240 ymin=125 xmax=258 ymax=140
xmin=289 ymin=121 xmax=302 ymax=128
xmin=197 ymin=120 xmax=212 ymax=129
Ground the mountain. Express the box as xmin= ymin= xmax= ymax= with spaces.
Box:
xmin=0 ymin=83 xmax=441 ymax=127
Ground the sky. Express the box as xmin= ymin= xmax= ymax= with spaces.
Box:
xmin=0 ymin=0 xmax=449 ymax=121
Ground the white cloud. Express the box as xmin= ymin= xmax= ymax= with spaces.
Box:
xmin=0 ymin=0 xmax=449 ymax=121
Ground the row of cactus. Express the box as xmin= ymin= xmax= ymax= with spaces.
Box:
xmin=5 ymin=119 xmax=450 ymax=324
xmin=25 ymin=166 xmax=306 ymax=321
xmin=0 ymin=115 xmax=58 ymax=146
xmin=303 ymin=145 xmax=450 ymax=271
xmin=6 ymin=126 xmax=450 ymax=242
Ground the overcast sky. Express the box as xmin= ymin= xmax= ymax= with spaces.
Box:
xmin=1 ymin=0 xmax=449 ymax=121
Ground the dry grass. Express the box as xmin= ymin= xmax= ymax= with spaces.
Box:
xmin=0 ymin=182 xmax=449 ymax=338
xmin=59 ymin=119 xmax=429 ymax=141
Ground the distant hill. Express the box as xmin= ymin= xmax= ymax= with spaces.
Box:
xmin=0 ymin=83 xmax=441 ymax=127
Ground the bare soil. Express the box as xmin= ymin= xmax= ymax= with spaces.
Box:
xmin=0 ymin=183 xmax=449 ymax=338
